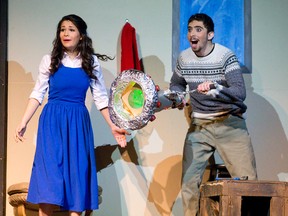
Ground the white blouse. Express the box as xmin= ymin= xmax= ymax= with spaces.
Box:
xmin=29 ymin=53 xmax=109 ymax=110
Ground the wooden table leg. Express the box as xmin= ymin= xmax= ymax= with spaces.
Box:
xmin=200 ymin=197 xmax=219 ymax=216
xmin=219 ymin=196 xmax=241 ymax=216
xmin=270 ymin=197 xmax=285 ymax=216
xmin=200 ymin=197 xmax=209 ymax=216
xmin=285 ymin=198 xmax=288 ymax=216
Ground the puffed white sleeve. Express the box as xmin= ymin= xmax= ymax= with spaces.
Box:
xmin=29 ymin=54 xmax=51 ymax=104
xmin=90 ymin=56 xmax=109 ymax=110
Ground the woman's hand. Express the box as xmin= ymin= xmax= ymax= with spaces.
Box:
xmin=111 ymin=125 xmax=130 ymax=148
xmin=15 ymin=123 xmax=27 ymax=142
xmin=14 ymin=98 xmax=40 ymax=143
xmin=99 ymin=107 xmax=131 ymax=147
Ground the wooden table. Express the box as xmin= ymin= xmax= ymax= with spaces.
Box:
xmin=200 ymin=180 xmax=288 ymax=216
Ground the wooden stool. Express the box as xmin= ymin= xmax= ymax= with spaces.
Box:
xmin=8 ymin=182 xmax=103 ymax=216
xmin=200 ymin=180 xmax=288 ymax=216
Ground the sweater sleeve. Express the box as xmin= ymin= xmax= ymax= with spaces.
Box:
xmin=212 ymin=54 xmax=246 ymax=103
xmin=169 ymin=58 xmax=187 ymax=92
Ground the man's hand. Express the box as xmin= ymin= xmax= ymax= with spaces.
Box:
xmin=197 ymin=81 xmax=215 ymax=93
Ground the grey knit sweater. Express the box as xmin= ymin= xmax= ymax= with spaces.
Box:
xmin=170 ymin=43 xmax=247 ymax=117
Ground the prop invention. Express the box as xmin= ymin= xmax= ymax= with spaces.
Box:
xmin=109 ymin=69 xmax=185 ymax=130
xmin=108 ymin=69 xmax=215 ymax=130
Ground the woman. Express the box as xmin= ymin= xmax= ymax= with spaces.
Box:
xmin=15 ymin=14 xmax=129 ymax=216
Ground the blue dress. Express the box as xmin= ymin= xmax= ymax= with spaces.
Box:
xmin=27 ymin=65 xmax=99 ymax=211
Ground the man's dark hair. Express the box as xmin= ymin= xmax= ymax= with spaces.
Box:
xmin=188 ymin=13 xmax=214 ymax=33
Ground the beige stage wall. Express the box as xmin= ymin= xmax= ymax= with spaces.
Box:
xmin=7 ymin=0 xmax=288 ymax=215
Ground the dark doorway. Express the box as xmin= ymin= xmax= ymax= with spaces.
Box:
xmin=0 ymin=0 xmax=8 ymax=215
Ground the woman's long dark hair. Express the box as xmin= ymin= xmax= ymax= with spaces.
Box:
xmin=49 ymin=14 xmax=113 ymax=79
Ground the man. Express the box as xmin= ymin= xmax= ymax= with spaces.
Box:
xmin=169 ymin=13 xmax=257 ymax=216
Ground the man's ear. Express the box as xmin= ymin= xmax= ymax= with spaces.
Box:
xmin=208 ymin=31 xmax=214 ymax=41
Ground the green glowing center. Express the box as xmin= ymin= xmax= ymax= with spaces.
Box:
xmin=128 ymin=88 xmax=144 ymax=109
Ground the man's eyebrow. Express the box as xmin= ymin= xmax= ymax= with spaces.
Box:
xmin=188 ymin=25 xmax=204 ymax=29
